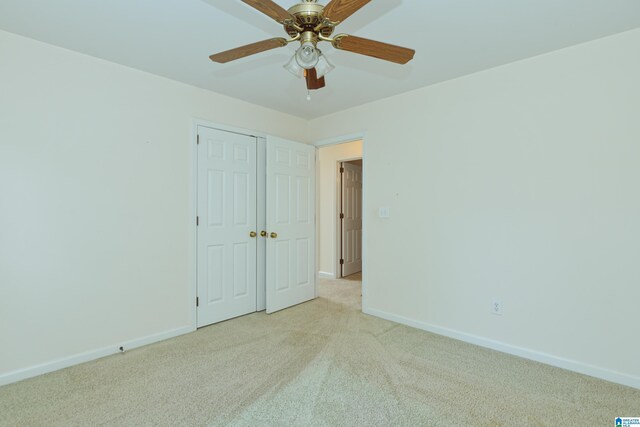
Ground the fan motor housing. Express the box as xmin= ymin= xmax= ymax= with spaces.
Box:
xmin=285 ymin=1 xmax=334 ymax=39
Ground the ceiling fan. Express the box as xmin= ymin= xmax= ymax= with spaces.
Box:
xmin=209 ymin=0 xmax=415 ymax=92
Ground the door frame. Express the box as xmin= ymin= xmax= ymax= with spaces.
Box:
xmin=189 ymin=119 xmax=269 ymax=330
xmin=314 ymin=132 xmax=368 ymax=308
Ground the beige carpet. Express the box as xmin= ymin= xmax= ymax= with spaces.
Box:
xmin=1 ymin=276 xmax=638 ymax=426
xmin=342 ymin=272 xmax=362 ymax=281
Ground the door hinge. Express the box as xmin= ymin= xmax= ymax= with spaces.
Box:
xmin=196 ymin=297 xmax=199 ymax=307
xmin=340 ymin=213 xmax=344 ymax=219
xmin=196 ymin=216 xmax=199 ymax=226
xmin=340 ymin=259 xmax=344 ymax=265
xmin=197 ymin=134 xmax=200 ymax=145
xmin=340 ymin=167 xmax=344 ymax=173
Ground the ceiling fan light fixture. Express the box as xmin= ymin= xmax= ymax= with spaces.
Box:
xmin=315 ymin=53 xmax=335 ymax=79
xmin=295 ymin=41 xmax=319 ymax=70
xmin=284 ymin=55 xmax=305 ymax=78
xmin=209 ymin=0 xmax=416 ymax=91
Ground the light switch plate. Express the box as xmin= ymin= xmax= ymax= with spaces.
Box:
xmin=379 ymin=207 xmax=390 ymax=218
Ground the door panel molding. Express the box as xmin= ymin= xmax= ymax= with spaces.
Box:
xmin=341 ymin=161 xmax=363 ymax=277
xmin=266 ymin=136 xmax=316 ymax=313
xmin=190 ymin=120 xmax=317 ymax=328
xmin=196 ymin=126 xmax=258 ymax=327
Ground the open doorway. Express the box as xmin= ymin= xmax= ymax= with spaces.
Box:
xmin=316 ymin=138 xmax=364 ymax=309
xmin=316 ymin=139 xmax=363 ymax=280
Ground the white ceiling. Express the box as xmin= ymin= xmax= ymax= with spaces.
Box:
xmin=1 ymin=0 xmax=639 ymax=119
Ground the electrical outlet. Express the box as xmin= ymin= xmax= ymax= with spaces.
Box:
xmin=491 ymin=298 xmax=503 ymax=316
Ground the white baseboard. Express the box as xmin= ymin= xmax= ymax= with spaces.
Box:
xmin=0 ymin=326 xmax=194 ymax=387
xmin=318 ymin=271 xmax=336 ymax=280
xmin=5 ymin=310 xmax=638 ymax=391
xmin=363 ymin=306 xmax=640 ymax=390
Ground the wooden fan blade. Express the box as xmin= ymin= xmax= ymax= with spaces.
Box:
xmin=241 ymin=0 xmax=293 ymax=24
xmin=209 ymin=38 xmax=288 ymax=63
xmin=333 ymin=35 xmax=415 ymax=64
xmin=322 ymin=0 xmax=371 ymax=24
xmin=305 ymin=68 xmax=326 ymax=90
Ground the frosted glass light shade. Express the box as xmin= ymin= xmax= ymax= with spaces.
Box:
xmin=284 ymin=55 xmax=305 ymax=78
xmin=295 ymin=42 xmax=319 ymax=69
xmin=315 ymin=54 xmax=335 ymax=78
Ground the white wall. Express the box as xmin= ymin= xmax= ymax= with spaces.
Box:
xmin=3 ymin=25 xmax=640 ymax=389
xmin=0 ymin=30 xmax=308 ymax=383
xmin=317 ymin=140 xmax=363 ymax=278
xmin=308 ymin=29 xmax=640 ymax=388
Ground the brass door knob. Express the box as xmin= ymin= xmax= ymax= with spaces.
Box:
xmin=260 ymin=231 xmax=267 ymax=237
xmin=270 ymin=232 xmax=278 ymax=239
xmin=249 ymin=231 xmax=257 ymax=238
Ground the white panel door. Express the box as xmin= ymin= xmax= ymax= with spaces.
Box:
xmin=341 ymin=162 xmax=362 ymax=277
xmin=197 ymin=126 xmax=257 ymax=327
xmin=266 ymin=137 xmax=316 ymax=314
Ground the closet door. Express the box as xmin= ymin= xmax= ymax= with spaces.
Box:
xmin=265 ymin=136 xmax=316 ymax=313
xmin=197 ymin=126 xmax=257 ymax=327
